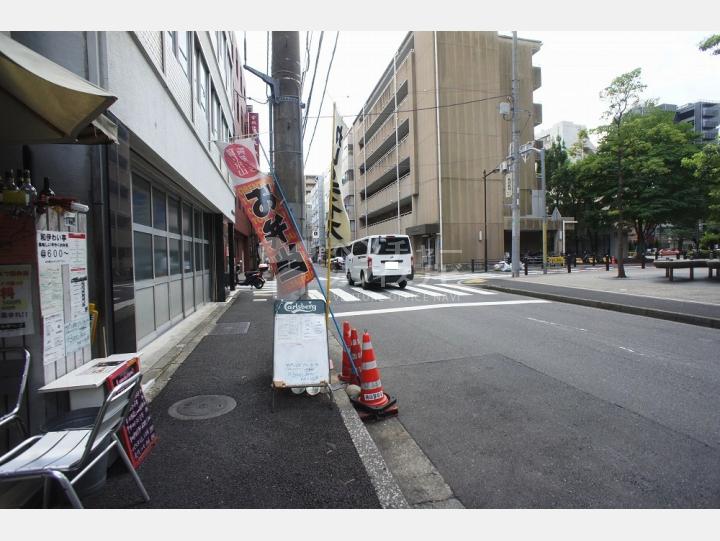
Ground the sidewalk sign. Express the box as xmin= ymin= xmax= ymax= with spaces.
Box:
xmin=105 ymin=356 xmax=157 ymax=469
xmin=272 ymin=299 xmax=330 ymax=397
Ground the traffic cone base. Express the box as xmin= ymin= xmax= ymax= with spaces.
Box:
xmin=350 ymin=330 xmax=398 ymax=417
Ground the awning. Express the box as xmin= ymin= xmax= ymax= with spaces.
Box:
xmin=0 ymin=33 xmax=118 ymax=145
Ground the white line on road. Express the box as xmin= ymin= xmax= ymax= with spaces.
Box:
xmin=334 ymin=299 xmax=550 ymax=317
xmin=415 ymin=283 xmax=472 ymax=296
xmin=330 ymin=288 xmax=361 ymax=302
xmin=350 ymin=287 xmax=391 ymax=300
xmin=308 ymin=290 xmax=326 ymax=300
xmin=526 ymin=317 xmax=587 ymax=332
xmin=403 ymin=285 xmax=446 ymax=297
xmin=385 ymin=288 xmax=418 ymax=298
xmin=440 ymin=283 xmax=496 ymax=295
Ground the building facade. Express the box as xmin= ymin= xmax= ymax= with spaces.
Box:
xmin=536 ymin=120 xmax=595 ymax=160
xmin=675 ymin=101 xmax=719 ymax=142
xmin=0 ymin=31 xmax=247 ymax=353
xmin=346 ymin=32 xmax=542 ymax=270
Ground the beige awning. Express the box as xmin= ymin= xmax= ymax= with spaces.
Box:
xmin=0 ymin=33 xmax=118 ymax=145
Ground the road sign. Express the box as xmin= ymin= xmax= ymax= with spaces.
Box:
xmin=505 ymin=174 xmax=512 ymax=198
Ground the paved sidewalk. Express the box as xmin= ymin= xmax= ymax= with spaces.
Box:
xmin=80 ymin=286 xmax=399 ymax=509
xmin=457 ymin=265 xmax=720 ymax=328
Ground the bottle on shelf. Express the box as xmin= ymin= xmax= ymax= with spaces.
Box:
xmin=2 ymin=169 xmax=26 ymax=205
xmin=38 ymin=176 xmax=55 ymax=206
xmin=21 ymin=169 xmax=37 ymax=205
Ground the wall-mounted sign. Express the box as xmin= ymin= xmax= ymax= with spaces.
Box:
xmin=0 ymin=264 xmax=33 ymax=337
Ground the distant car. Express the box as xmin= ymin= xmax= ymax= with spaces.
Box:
xmin=658 ymin=248 xmax=679 ymax=259
xmin=331 ymin=256 xmax=344 ymax=271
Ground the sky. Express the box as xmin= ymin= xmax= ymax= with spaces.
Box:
xmin=242 ymin=30 xmax=720 ymax=176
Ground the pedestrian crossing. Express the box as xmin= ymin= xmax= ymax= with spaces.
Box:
xmin=246 ymin=279 xmax=497 ymax=304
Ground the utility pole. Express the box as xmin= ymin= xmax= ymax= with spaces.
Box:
xmin=271 ymin=32 xmax=305 ymax=244
xmin=510 ymin=31 xmax=521 ymax=278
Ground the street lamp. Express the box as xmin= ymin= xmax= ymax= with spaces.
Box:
xmin=482 ymin=168 xmax=501 ymax=272
xmin=562 ymin=219 xmax=578 ymax=257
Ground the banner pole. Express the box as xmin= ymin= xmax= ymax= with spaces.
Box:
xmin=257 ymin=139 xmax=361 ymax=381
xmin=325 ymin=103 xmax=336 ymax=332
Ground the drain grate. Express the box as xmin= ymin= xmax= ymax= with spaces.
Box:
xmin=168 ymin=395 xmax=237 ymax=420
xmin=209 ymin=322 xmax=250 ymax=335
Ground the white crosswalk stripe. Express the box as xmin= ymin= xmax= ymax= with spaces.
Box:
xmin=384 ymin=288 xmax=418 ymax=298
xmin=349 ymin=287 xmax=390 ymax=301
xmin=308 ymin=290 xmax=326 ymax=300
xmin=403 ymin=285 xmax=446 ymax=297
xmin=330 ymin=288 xmax=361 ymax=302
xmin=439 ymin=283 xmax=496 ymax=295
xmin=414 ymin=283 xmax=472 ymax=296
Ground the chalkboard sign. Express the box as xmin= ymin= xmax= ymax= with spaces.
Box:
xmin=105 ymin=357 xmax=157 ymax=469
xmin=273 ymin=299 xmax=329 ymax=388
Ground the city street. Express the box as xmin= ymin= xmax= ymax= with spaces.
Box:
xmin=300 ymin=267 xmax=720 ymax=508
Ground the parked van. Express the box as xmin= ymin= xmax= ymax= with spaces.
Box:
xmin=345 ymin=234 xmax=414 ymax=289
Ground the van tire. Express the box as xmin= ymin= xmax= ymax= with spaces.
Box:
xmin=398 ymin=280 xmax=407 ymax=289
xmin=360 ymin=271 xmax=368 ymax=290
xmin=347 ymin=271 xmax=355 ymax=286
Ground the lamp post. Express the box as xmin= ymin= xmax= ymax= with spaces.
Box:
xmin=562 ymin=219 xmax=577 ymax=257
xmin=482 ymin=168 xmax=500 ymax=272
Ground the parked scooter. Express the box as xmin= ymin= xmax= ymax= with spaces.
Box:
xmin=237 ymin=263 xmax=267 ymax=289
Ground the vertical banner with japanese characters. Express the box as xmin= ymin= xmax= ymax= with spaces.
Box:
xmin=328 ymin=105 xmax=351 ymax=249
xmin=217 ymin=138 xmax=314 ymax=298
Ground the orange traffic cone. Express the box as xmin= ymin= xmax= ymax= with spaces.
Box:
xmin=350 ymin=331 xmax=397 ymax=418
xmin=339 ymin=321 xmax=354 ymax=383
xmin=349 ymin=328 xmax=362 ymax=385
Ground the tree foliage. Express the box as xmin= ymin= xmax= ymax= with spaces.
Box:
xmin=683 ymin=143 xmax=720 ymax=223
xmin=699 ymin=34 xmax=720 ymax=55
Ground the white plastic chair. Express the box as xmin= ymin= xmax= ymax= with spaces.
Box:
xmin=0 ymin=371 xmax=150 ymax=508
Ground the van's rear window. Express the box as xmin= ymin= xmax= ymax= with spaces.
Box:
xmin=371 ymin=237 xmax=411 ymax=255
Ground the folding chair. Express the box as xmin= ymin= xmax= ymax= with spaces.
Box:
xmin=0 ymin=348 xmax=30 ymax=439
xmin=0 ymin=371 xmax=150 ymax=508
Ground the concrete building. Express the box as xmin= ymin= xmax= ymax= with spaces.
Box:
xmin=307 ymin=173 xmax=328 ymax=261
xmin=675 ymin=101 xmax=719 ymax=142
xmin=0 ymin=31 xmax=247 ymax=353
xmin=346 ymin=32 xmax=543 ymax=270
xmin=536 ymin=120 xmax=595 ymax=160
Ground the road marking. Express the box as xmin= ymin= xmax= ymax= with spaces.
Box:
xmin=415 ymin=283 xmax=472 ymax=296
xmin=334 ymin=299 xmax=550 ymax=317
xmin=350 ymin=287 xmax=391 ymax=300
xmin=440 ymin=283 xmax=495 ymax=295
xmin=308 ymin=290 xmax=326 ymax=300
xmin=404 ymin=285 xmax=446 ymax=297
xmin=253 ymin=299 xmax=268 ymax=302
xmin=385 ymin=289 xmax=418 ymax=298
xmin=526 ymin=317 xmax=587 ymax=332
xmin=330 ymin=288 xmax=361 ymax=302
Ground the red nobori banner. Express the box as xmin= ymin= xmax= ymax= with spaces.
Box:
xmin=234 ymin=175 xmax=314 ymax=297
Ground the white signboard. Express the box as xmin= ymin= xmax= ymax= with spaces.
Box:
xmin=505 ymin=174 xmax=512 ymax=198
xmin=39 ymin=263 xmax=63 ymax=315
xmin=273 ymin=299 xmax=329 ymax=387
xmin=65 ymin=318 xmax=91 ymax=356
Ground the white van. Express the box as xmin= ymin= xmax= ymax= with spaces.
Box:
xmin=345 ymin=234 xmax=414 ymax=289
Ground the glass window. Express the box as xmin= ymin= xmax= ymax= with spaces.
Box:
xmin=168 ymin=197 xmax=180 ymax=234
xmin=153 ymin=188 xmax=167 ymax=230
xmin=204 ymin=243 xmax=210 ymax=270
xmin=132 ymin=177 xmax=151 ymax=226
xmin=183 ymin=240 xmax=193 ymax=273
xmin=371 ymin=236 xmax=411 ymax=255
xmin=211 ymin=91 xmax=219 ymax=137
xmin=194 ymin=210 xmax=202 ymax=238
xmin=195 ymin=241 xmax=203 ymax=271
xmin=182 ymin=204 xmax=192 ymax=236
xmin=197 ymin=53 xmax=208 ymax=111
xmin=154 ymin=235 xmax=168 ymax=277
xmin=169 ymin=238 xmax=181 ymax=275
xmin=178 ymin=31 xmax=190 ymax=76
xmin=133 ymin=232 xmax=153 ymax=280
xmin=166 ymin=31 xmax=177 ymax=52
xmin=204 ymin=213 xmax=212 ymax=241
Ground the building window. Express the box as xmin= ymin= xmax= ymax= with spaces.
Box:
xmin=196 ymin=50 xmax=208 ymax=112
xmin=177 ymin=31 xmax=190 ymax=77
xmin=211 ymin=90 xmax=219 ymax=140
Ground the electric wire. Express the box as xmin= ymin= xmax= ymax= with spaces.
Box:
xmin=302 ymin=31 xmax=324 ymax=138
xmin=304 ymin=31 xmax=339 ymax=168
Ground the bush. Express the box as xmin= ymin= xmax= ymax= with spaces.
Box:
xmin=700 ymin=232 xmax=720 ymax=250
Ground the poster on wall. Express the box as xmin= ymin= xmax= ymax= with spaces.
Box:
xmin=0 ymin=264 xmax=34 ymax=337
xmin=43 ymin=312 xmax=65 ymax=366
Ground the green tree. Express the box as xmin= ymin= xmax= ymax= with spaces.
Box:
xmin=567 ymin=128 xmax=593 ymax=161
xmin=683 ymin=143 xmax=720 ymax=222
xmin=544 ymin=135 xmax=570 ymax=212
xmin=594 ymin=107 xmax=702 ymax=259
xmin=699 ymin=34 xmax=720 ymax=55
xmin=597 ymin=68 xmax=647 ymax=277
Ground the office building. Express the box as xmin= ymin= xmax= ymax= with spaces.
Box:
xmin=346 ymin=31 xmax=543 ymax=270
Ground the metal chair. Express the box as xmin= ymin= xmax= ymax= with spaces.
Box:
xmin=0 ymin=348 xmax=30 ymax=439
xmin=0 ymin=372 xmax=150 ymax=508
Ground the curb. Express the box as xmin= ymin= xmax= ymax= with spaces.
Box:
xmin=474 ymin=282 xmax=720 ymax=330
xmin=327 ymin=334 xmax=410 ymax=509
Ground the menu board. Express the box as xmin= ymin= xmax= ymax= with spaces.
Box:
xmin=273 ymin=299 xmax=329 ymax=388
xmin=105 ymin=357 xmax=158 ymax=469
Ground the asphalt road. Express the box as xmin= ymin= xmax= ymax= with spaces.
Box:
xmin=323 ymin=273 xmax=720 ymax=508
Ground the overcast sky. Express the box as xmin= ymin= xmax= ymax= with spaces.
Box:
xmin=241 ymin=30 xmax=720 ymax=176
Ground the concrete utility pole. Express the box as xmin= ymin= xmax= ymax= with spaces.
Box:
xmin=271 ymin=32 xmax=305 ymax=240
xmin=510 ymin=31 xmax=521 ymax=278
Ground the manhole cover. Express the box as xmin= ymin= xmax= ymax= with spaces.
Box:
xmin=168 ymin=395 xmax=237 ymax=420
xmin=209 ymin=322 xmax=250 ymax=335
